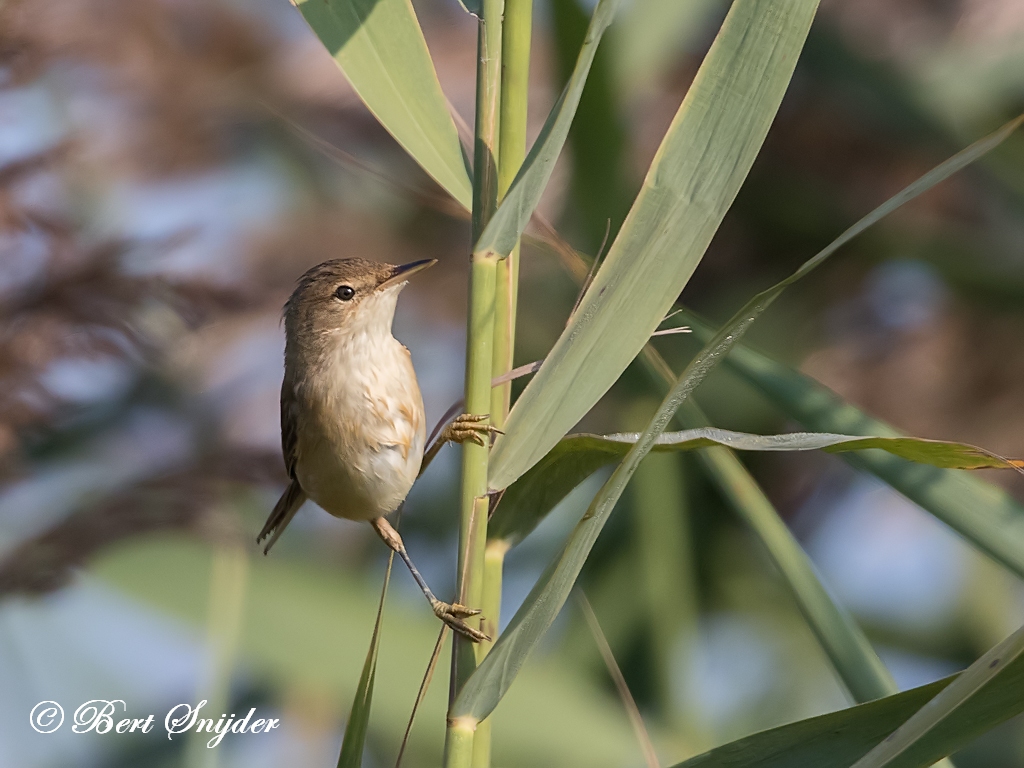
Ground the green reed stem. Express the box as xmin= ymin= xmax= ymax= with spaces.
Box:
xmin=471 ymin=539 xmax=509 ymax=766
xmin=490 ymin=0 xmax=532 ymax=422
xmin=448 ymin=0 xmax=503 ymax=765
xmin=449 ymin=251 xmax=497 ymax=752
xmin=473 ymin=2 xmax=530 ymax=767
xmin=469 ymin=0 xmax=503 ymax=240
xmin=446 ymin=717 xmax=479 ymax=768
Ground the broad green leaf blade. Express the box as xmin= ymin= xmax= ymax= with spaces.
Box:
xmin=618 ymin=113 xmax=1024 ymax=488
xmin=296 ymin=0 xmax=472 ymax=209
xmin=488 ymin=427 xmax=1019 ymax=548
xmin=472 ymin=0 xmax=621 ymax=259
xmin=488 ymin=0 xmax=820 ymax=492
xmin=488 ymin=435 xmax=618 ymax=548
xmin=597 ymin=429 xmax=1016 ymax=468
xmin=693 ymin=319 xmax=1024 ymax=579
xmin=851 ymin=625 xmax=1024 ymax=768
xmin=669 ymin=626 xmax=1024 ymax=768
xmin=673 ymin=682 xmax=943 ymax=768
xmin=337 ymin=553 xmax=393 ymax=768
xmin=678 ymin=401 xmax=897 ymax=705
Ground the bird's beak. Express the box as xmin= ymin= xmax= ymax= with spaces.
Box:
xmin=379 ymin=258 xmax=438 ymax=290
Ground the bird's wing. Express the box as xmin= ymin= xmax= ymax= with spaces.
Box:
xmin=280 ymin=372 xmax=300 ymax=480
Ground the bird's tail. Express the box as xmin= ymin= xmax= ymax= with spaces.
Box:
xmin=257 ymin=480 xmax=306 ymax=555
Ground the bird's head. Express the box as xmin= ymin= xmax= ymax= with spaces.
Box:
xmin=284 ymin=257 xmax=436 ymax=344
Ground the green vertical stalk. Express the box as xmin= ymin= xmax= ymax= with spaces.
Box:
xmin=450 ymin=245 xmax=498 ymax=757
xmin=470 ymin=0 xmax=504 ymax=240
xmin=186 ymin=537 xmax=249 ymax=768
xmin=490 ymin=0 xmax=532 ymax=422
xmin=475 ymin=2 xmax=530 ymax=767
xmin=471 ymin=540 xmax=509 ymax=766
xmin=448 ymin=1 xmax=503 ymax=766
xmin=446 ymin=717 xmax=479 ymax=768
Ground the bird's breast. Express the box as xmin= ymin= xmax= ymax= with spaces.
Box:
xmin=293 ymin=334 xmax=426 ymax=521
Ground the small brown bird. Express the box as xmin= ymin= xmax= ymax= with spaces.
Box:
xmin=257 ymin=258 xmax=491 ymax=642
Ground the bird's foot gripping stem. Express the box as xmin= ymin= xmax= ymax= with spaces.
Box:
xmin=430 ymin=599 xmax=489 ymax=643
xmin=441 ymin=413 xmax=502 ymax=447
xmin=370 ymin=515 xmax=489 ymax=643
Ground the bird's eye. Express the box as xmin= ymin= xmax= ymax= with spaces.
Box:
xmin=335 ymin=285 xmax=355 ymax=301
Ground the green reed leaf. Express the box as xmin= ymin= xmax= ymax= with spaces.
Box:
xmin=337 ymin=552 xmax=393 ymax=768
xmin=488 ymin=426 xmax=1018 ymax=549
xmin=689 ymin=319 xmax=1024 ymax=579
xmin=295 ymin=0 xmax=472 ymax=209
xmin=670 ymin=623 xmax=1024 ymax=768
xmin=487 ymin=0 xmax=820 ymax=492
xmin=471 ymin=0 xmax=621 ymax=260
xmin=850 ymin=624 xmax=1024 ymax=768
xmin=616 ymin=112 xmax=1024 ymax=495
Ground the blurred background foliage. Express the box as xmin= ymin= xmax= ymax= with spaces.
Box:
xmin=1 ymin=0 xmax=1024 ymax=766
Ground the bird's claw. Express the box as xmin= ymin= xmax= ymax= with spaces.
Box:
xmin=442 ymin=413 xmax=501 ymax=447
xmin=433 ymin=600 xmax=489 ymax=643
xmin=445 ymin=602 xmax=481 ymax=619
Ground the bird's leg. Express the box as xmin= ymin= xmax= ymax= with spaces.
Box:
xmin=369 ymin=516 xmax=489 ymax=643
xmin=419 ymin=413 xmax=501 ymax=477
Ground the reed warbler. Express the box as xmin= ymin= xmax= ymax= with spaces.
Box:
xmin=257 ymin=258 xmax=491 ymax=642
